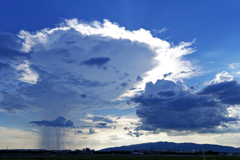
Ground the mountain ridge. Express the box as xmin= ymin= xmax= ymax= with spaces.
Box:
xmin=99 ymin=141 xmax=240 ymax=152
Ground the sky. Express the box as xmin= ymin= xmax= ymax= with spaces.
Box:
xmin=1 ymin=0 xmax=240 ymax=150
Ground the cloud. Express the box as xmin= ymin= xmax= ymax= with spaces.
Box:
xmin=151 ymin=28 xmax=167 ymax=35
xmin=0 ymin=18 xmax=203 ymax=150
xmin=121 ymin=82 xmax=128 ymax=87
xmin=75 ymin=130 xmax=83 ymax=134
xmin=88 ymin=128 xmax=95 ymax=134
xmin=131 ymin=79 xmax=239 ymax=133
xmin=119 ymin=73 xmax=129 ymax=80
xmin=17 ymin=18 xmax=197 ymax=100
xmin=199 ymin=80 xmax=240 ymax=105
xmin=229 ymin=63 xmax=240 ymax=69
xmin=126 ymin=131 xmax=144 ymax=137
xmin=209 ymin=71 xmax=233 ymax=85
xmin=0 ymin=18 xmax=198 ymax=116
xmin=13 ymin=60 xmax=39 ymax=84
xmin=163 ymin=72 xmax=173 ymax=78
xmin=136 ymin=75 xmax=143 ymax=82
xmin=0 ymin=33 xmax=29 ymax=60
xmin=109 ymin=135 xmax=124 ymax=140
xmin=80 ymin=57 xmax=111 ymax=68
xmin=80 ymin=94 xmax=87 ymax=98
xmin=29 ymin=116 xmax=74 ymax=128
xmin=95 ymin=123 xmax=112 ymax=129
xmin=0 ymin=91 xmax=31 ymax=113
xmin=88 ymin=116 xmax=114 ymax=123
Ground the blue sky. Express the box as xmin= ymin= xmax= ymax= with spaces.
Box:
xmin=1 ymin=0 xmax=240 ymax=150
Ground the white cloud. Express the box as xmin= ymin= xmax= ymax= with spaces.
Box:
xmin=229 ymin=63 xmax=240 ymax=69
xmin=209 ymin=71 xmax=233 ymax=85
xmin=151 ymin=28 xmax=167 ymax=35
xmin=13 ymin=60 xmax=39 ymax=84
xmin=14 ymin=18 xmax=197 ymax=112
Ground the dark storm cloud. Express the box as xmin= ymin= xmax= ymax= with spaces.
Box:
xmin=29 ymin=116 xmax=74 ymax=128
xmin=157 ymin=90 xmax=176 ymax=97
xmin=198 ymin=81 xmax=240 ymax=105
xmin=131 ymin=80 xmax=240 ymax=133
xmin=80 ymin=57 xmax=111 ymax=68
xmin=95 ymin=123 xmax=112 ymax=128
xmin=89 ymin=116 xmax=114 ymax=123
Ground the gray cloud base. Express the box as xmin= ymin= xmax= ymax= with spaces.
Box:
xmin=131 ymin=80 xmax=239 ymax=133
xmin=29 ymin=116 xmax=74 ymax=128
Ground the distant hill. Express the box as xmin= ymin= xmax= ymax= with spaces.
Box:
xmin=100 ymin=141 xmax=240 ymax=152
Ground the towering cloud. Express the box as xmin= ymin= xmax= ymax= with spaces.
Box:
xmin=0 ymin=19 xmax=198 ymax=149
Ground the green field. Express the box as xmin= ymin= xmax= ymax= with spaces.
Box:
xmin=1 ymin=156 xmax=240 ymax=160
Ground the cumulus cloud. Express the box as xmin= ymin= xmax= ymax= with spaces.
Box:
xmin=0 ymin=19 xmax=202 ymax=148
xmin=209 ymin=71 xmax=233 ymax=85
xmin=131 ymin=79 xmax=240 ymax=134
xmin=199 ymin=80 xmax=240 ymax=105
xmin=0 ymin=18 xmax=199 ymax=115
xmin=16 ymin=18 xmax=197 ymax=101
xmin=29 ymin=116 xmax=74 ymax=128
